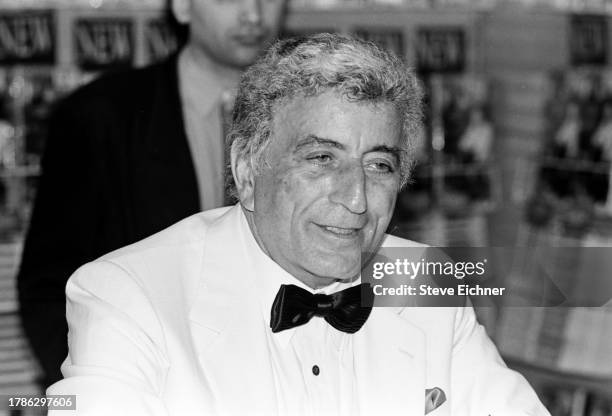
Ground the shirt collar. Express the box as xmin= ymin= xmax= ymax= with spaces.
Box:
xmin=177 ymin=49 xmax=237 ymax=117
xmin=236 ymin=205 xmax=359 ymax=349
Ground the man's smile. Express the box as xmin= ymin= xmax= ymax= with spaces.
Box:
xmin=314 ymin=223 xmax=363 ymax=241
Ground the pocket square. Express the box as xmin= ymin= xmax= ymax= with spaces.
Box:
xmin=425 ymin=387 xmax=446 ymax=414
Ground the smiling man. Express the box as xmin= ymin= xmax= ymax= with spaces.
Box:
xmin=48 ymin=34 xmax=549 ymax=416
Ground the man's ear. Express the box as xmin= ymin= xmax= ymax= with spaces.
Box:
xmin=170 ymin=0 xmax=190 ymax=24
xmin=231 ymin=142 xmax=255 ymax=211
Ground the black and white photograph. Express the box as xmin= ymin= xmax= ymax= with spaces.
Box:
xmin=0 ymin=0 xmax=611 ymax=415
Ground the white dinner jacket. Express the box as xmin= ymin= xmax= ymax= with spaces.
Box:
xmin=48 ymin=205 xmax=549 ymax=416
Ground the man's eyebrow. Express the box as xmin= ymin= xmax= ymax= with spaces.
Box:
xmin=294 ymin=135 xmax=345 ymax=151
xmin=369 ymin=145 xmax=402 ymax=162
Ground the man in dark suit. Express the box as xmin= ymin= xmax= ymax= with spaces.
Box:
xmin=17 ymin=0 xmax=286 ymax=387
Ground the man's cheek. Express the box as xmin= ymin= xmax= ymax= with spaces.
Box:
xmin=267 ymin=165 xmax=297 ymax=196
xmin=367 ymin=183 xmax=397 ymax=210
xmin=290 ymin=168 xmax=334 ymax=193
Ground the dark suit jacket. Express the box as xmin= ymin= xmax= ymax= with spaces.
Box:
xmin=17 ymin=55 xmax=201 ymax=387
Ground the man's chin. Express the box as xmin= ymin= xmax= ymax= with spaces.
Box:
xmin=305 ymin=257 xmax=362 ymax=284
xmin=225 ymin=48 xmax=264 ymax=68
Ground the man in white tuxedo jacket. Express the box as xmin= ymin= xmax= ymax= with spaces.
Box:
xmin=48 ymin=34 xmax=550 ymax=416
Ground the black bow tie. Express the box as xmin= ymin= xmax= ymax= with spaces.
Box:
xmin=270 ymin=283 xmax=374 ymax=334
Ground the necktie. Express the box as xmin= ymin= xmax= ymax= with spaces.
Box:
xmin=270 ymin=283 xmax=373 ymax=334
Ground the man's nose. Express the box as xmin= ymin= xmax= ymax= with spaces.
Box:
xmin=240 ymin=0 xmax=263 ymax=26
xmin=329 ymin=163 xmax=367 ymax=214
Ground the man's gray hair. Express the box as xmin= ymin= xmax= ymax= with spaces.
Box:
xmin=228 ymin=32 xmax=423 ymax=194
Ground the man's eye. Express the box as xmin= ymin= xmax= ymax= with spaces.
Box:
xmin=367 ymin=161 xmax=394 ymax=174
xmin=307 ymin=153 xmax=333 ymax=165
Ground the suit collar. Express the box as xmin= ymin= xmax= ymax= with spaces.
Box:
xmin=354 ymin=307 xmax=427 ymax=415
xmin=188 ymin=205 xmax=250 ymax=335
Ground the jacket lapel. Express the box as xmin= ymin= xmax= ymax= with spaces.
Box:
xmin=188 ymin=206 xmax=253 ymax=342
xmin=354 ymin=307 xmax=427 ymax=416
xmin=188 ymin=207 xmax=280 ymax=415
